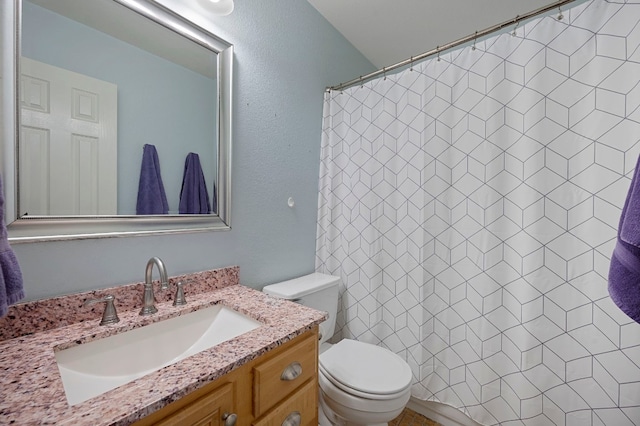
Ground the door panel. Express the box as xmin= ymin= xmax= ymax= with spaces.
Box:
xmin=20 ymin=57 xmax=117 ymax=215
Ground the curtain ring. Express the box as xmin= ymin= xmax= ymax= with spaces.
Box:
xmin=436 ymin=46 xmax=441 ymax=62
xmin=557 ymin=6 xmax=564 ymax=20
xmin=360 ymin=76 xmax=364 ymax=88
xmin=512 ymin=16 xmax=519 ymax=37
xmin=472 ymin=31 xmax=477 ymax=51
xmin=383 ymin=67 xmax=387 ymax=80
xmin=410 ymin=56 xmax=414 ymax=71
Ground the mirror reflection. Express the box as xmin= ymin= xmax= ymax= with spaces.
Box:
xmin=20 ymin=0 xmax=217 ymax=216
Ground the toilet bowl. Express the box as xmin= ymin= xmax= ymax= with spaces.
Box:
xmin=318 ymin=374 xmax=410 ymax=426
xmin=318 ymin=339 xmax=412 ymax=426
xmin=262 ymin=273 xmax=413 ymax=426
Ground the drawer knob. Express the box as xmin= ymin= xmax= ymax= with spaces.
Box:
xmin=280 ymin=361 xmax=303 ymax=381
xmin=222 ymin=412 xmax=237 ymax=426
xmin=282 ymin=411 xmax=301 ymax=426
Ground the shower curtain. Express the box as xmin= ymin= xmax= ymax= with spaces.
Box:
xmin=316 ymin=1 xmax=640 ymax=424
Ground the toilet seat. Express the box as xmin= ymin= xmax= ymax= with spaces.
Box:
xmin=318 ymin=369 xmax=410 ymax=413
xmin=319 ymin=339 xmax=412 ymax=399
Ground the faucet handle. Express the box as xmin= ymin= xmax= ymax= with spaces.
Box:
xmin=173 ymin=281 xmax=187 ymax=306
xmin=85 ymin=294 xmax=120 ymax=326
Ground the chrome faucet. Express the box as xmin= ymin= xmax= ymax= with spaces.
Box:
xmin=139 ymin=257 xmax=169 ymax=316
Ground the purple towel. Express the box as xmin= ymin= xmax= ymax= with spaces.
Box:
xmin=136 ymin=144 xmax=169 ymax=215
xmin=212 ymin=182 xmax=217 ymax=214
xmin=609 ymin=154 xmax=640 ymax=323
xmin=0 ymin=175 xmax=24 ymax=318
xmin=179 ymin=153 xmax=211 ymax=214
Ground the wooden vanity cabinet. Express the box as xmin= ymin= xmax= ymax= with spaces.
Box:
xmin=132 ymin=358 xmax=250 ymax=426
xmin=153 ymin=382 xmax=234 ymax=426
xmin=252 ymin=380 xmax=316 ymax=426
xmin=252 ymin=330 xmax=318 ymax=426
xmin=132 ymin=327 xmax=318 ymax=426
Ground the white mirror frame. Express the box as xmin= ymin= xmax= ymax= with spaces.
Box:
xmin=4 ymin=0 xmax=233 ymax=243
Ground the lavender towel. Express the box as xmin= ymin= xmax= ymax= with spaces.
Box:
xmin=0 ymin=175 xmax=24 ymax=318
xmin=212 ymin=182 xmax=217 ymax=214
xmin=609 ymin=154 xmax=640 ymax=323
xmin=136 ymin=144 xmax=169 ymax=215
xmin=179 ymin=153 xmax=210 ymax=214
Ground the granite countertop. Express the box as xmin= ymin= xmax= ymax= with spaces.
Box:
xmin=0 ymin=282 xmax=326 ymax=425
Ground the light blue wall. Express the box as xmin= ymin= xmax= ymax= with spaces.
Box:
xmin=13 ymin=0 xmax=375 ymax=300
xmin=21 ymin=1 xmax=217 ymax=214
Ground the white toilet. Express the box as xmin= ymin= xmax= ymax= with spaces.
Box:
xmin=263 ymin=273 xmax=412 ymax=426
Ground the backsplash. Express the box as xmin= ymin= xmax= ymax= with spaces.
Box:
xmin=0 ymin=265 xmax=239 ymax=341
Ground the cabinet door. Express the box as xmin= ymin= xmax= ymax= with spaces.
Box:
xmin=253 ymin=380 xmax=316 ymax=426
xmin=155 ymin=382 xmax=234 ymax=426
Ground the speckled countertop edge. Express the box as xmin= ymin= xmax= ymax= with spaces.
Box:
xmin=0 ymin=284 xmax=327 ymax=426
xmin=0 ymin=266 xmax=242 ymax=341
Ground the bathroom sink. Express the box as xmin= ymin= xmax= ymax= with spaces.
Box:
xmin=55 ymin=305 xmax=262 ymax=406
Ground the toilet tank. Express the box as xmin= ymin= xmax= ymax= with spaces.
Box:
xmin=262 ymin=273 xmax=340 ymax=345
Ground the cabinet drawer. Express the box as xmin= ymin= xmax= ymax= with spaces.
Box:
xmin=154 ymin=382 xmax=233 ymax=426
xmin=253 ymin=332 xmax=317 ymax=416
xmin=253 ymin=379 xmax=317 ymax=426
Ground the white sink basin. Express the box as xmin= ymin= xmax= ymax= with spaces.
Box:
xmin=55 ymin=305 xmax=262 ymax=405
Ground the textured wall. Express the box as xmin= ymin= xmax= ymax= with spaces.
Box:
xmin=9 ymin=0 xmax=374 ymax=300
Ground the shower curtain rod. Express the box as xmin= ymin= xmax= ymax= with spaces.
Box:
xmin=328 ymin=0 xmax=579 ymax=92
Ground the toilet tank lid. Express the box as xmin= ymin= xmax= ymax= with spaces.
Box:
xmin=262 ymin=272 xmax=340 ymax=299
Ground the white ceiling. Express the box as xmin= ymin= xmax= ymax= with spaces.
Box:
xmin=26 ymin=0 xmax=217 ymax=78
xmin=307 ymin=0 xmax=557 ymax=68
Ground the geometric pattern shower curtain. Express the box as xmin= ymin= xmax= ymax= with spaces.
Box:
xmin=316 ymin=1 xmax=640 ymax=424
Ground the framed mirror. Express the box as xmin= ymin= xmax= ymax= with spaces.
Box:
xmin=5 ymin=0 xmax=233 ymax=242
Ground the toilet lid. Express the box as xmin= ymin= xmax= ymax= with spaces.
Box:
xmin=319 ymin=339 xmax=412 ymax=395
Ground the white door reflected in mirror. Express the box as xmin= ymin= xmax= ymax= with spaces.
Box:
xmin=20 ymin=58 xmax=118 ymax=216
